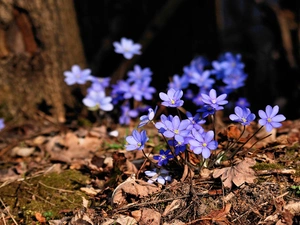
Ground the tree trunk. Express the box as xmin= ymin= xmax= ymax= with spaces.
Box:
xmin=0 ymin=0 xmax=86 ymax=123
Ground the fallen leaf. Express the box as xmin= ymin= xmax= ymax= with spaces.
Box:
xmin=112 ymin=174 xmax=160 ymax=205
xmin=213 ymin=157 xmax=256 ymax=189
xmin=162 ymin=199 xmax=185 ymax=217
xmin=131 ymin=208 xmax=161 ymax=225
xmin=101 ymin=215 xmax=137 ymax=225
xmin=11 ymin=146 xmax=36 ymax=157
xmin=35 ymin=212 xmax=46 ymax=223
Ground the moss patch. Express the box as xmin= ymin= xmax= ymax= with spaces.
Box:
xmin=0 ymin=169 xmax=89 ymax=223
xmin=252 ymin=162 xmax=284 ymax=171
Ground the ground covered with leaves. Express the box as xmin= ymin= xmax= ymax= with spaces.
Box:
xmin=1 ymin=117 xmax=300 ymax=225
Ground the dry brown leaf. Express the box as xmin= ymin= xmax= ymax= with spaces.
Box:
xmin=35 ymin=212 xmax=46 ymax=223
xmin=213 ymin=157 xmax=256 ymax=189
xmin=162 ymin=199 xmax=185 ymax=217
xmin=131 ymin=208 xmax=161 ymax=225
xmin=112 ymin=174 xmax=160 ymax=205
xmin=101 ymin=215 xmax=137 ymax=225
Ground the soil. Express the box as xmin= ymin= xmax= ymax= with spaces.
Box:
xmin=0 ymin=118 xmax=300 ymax=225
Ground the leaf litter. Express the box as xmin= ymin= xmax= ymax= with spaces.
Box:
xmin=0 ymin=120 xmax=300 ymax=224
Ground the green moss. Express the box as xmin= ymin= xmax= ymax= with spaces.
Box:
xmin=0 ymin=169 xmax=89 ymax=224
xmin=252 ymin=162 xmax=284 ymax=170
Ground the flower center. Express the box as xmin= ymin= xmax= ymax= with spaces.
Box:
xmin=171 ymin=99 xmax=175 ymax=104
xmin=174 ymin=129 xmax=179 ymax=134
xmin=211 ymin=99 xmax=217 ymax=104
xmin=137 ymin=142 xmax=141 ymax=147
xmin=202 ymin=142 xmax=207 ymax=147
xmin=161 ymin=155 xmax=166 ymax=159
xmin=242 ymin=118 xmax=246 ymax=122
xmin=267 ymin=118 xmax=272 ymax=123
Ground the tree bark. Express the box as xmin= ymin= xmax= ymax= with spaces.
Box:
xmin=0 ymin=0 xmax=86 ymax=123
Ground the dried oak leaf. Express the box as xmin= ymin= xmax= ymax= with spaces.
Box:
xmin=213 ymin=157 xmax=256 ymax=189
xmin=131 ymin=208 xmax=161 ymax=225
xmin=112 ymin=175 xmax=160 ymax=205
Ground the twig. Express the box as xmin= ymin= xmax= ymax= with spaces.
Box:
xmin=25 ymin=190 xmax=55 ymax=206
xmin=0 ymin=197 xmax=18 ymax=225
xmin=38 ymin=181 xmax=74 ymax=193
xmin=115 ymin=190 xmax=210 ymax=212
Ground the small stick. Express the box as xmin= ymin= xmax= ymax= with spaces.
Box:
xmin=38 ymin=181 xmax=74 ymax=193
xmin=0 ymin=197 xmax=18 ymax=225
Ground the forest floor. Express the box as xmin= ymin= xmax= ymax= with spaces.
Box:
xmin=1 ymin=116 xmax=300 ymax=225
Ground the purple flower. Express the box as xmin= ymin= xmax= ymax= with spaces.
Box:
xmin=64 ymin=65 xmax=92 ymax=85
xmin=223 ymin=70 xmax=247 ymax=90
xmin=258 ymin=105 xmax=286 ymax=132
xmin=155 ymin=115 xmax=191 ymax=143
xmin=168 ymin=140 xmax=187 ymax=155
xmin=229 ymin=106 xmax=256 ymax=125
xmin=159 ymin=88 xmax=184 ymax=108
xmin=197 ymin=104 xmax=216 ymax=118
xmin=119 ymin=104 xmax=139 ymax=125
xmin=188 ymin=129 xmax=218 ymax=158
xmin=83 ymin=90 xmax=113 ymax=111
xmin=201 ymin=89 xmax=228 ymax=110
xmin=139 ymin=79 xmax=156 ymax=100
xmin=153 ymin=149 xmax=174 ymax=166
xmin=145 ymin=169 xmax=171 ymax=185
xmin=138 ymin=106 xmax=157 ymax=128
xmin=0 ymin=118 xmax=5 ymax=131
xmin=127 ymin=65 xmax=152 ymax=83
xmin=125 ymin=130 xmax=149 ymax=151
xmin=113 ymin=37 xmax=141 ymax=59
xmin=87 ymin=77 xmax=111 ymax=93
xmin=189 ymin=70 xmax=215 ymax=89
xmin=168 ymin=74 xmax=189 ymax=90
xmin=186 ymin=111 xmax=205 ymax=130
xmin=236 ymin=97 xmax=250 ymax=108
xmin=123 ymin=83 xmax=143 ymax=101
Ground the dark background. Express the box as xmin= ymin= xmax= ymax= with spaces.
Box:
xmin=73 ymin=0 xmax=300 ymax=120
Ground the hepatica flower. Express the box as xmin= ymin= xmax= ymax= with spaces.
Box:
xmin=155 ymin=115 xmax=191 ymax=143
xmin=159 ymin=88 xmax=184 ymax=108
xmin=145 ymin=169 xmax=171 ymax=185
xmin=64 ymin=65 xmax=92 ymax=85
xmin=153 ymin=149 xmax=174 ymax=166
xmin=113 ymin=37 xmax=141 ymax=59
xmin=125 ymin=130 xmax=149 ymax=151
xmin=83 ymin=90 xmax=113 ymax=111
xmin=119 ymin=104 xmax=138 ymax=125
xmin=127 ymin=65 xmax=152 ymax=83
xmin=201 ymin=89 xmax=228 ymax=110
xmin=229 ymin=106 xmax=256 ymax=126
xmin=258 ymin=105 xmax=286 ymax=132
xmin=0 ymin=118 xmax=5 ymax=131
xmin=138 ymin=106 xmax=157 ymax=128
xmin=189 ymin=129 xmax=218 ymax=158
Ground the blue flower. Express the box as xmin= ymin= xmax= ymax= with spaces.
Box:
xmin=201 ymin=89 xmax=228 ymax=110
xmin=189 ymin=70 xmax=215 ymax=89
xmin=145 ymin=169 xmax=172 ymax=185
xmin=197 ymin=104 xmax=216 ymax=118
xmin=258 ymin=105 xmax=286 ymax=132
xmin=155 ymin=115 xmax=191 ymax=143
xmin=153 ymin=149 xmax=174 ymax=166
xmin=83 ymin=90 xmax=113 ymax=111
xmin=138 ymin=79 xmax=156 ymax=100
xmin=188 ymin=129 xmax=218 ymax=158
xmin=64 ymin=65 xmax=92 ymax=85
xmin=159 ymin=88 xmax=184 ymax=108
xmin=125 ymin=130 xmax=149 ymax=151
xmin=168 ymin=140 xmax=187 ymax=155
xmin=0 ymin=118 xmax=5 ymax=131
xmin=229 ymin=106 xmax=256 ymax=125
xmin=186 ymin=111 xmax=205 ymax=130
xmin=113 ymin=37 xmax=141 ymax=59
xmin=119 ymin=104 xmax=139 ymax=125
xmin=168 ymin=74 xmax=189 ymax=90
xmin=236 ymin=97 xmax=250 ymax=108
xmin=138 ymin=106 xmax=157 ymax=128
xmin=127 ymin=65 xmax=152 ymax=83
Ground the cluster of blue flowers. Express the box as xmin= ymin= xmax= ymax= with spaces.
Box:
xmin=168 ymin=52 xmax=249 ymax=108
xmin=64 ymin=37 xmax=286 ymax=185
